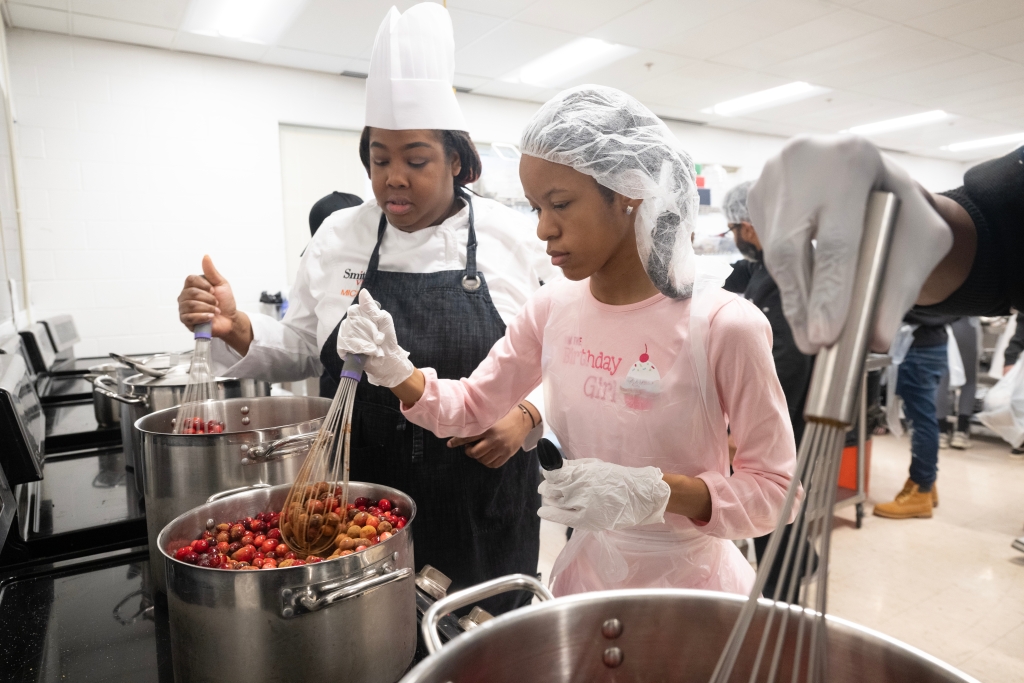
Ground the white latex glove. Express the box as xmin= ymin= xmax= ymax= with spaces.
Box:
xmin=748 ymin=135 xmax=953 ymax=355
xmin=537 ymin=458 xmax=671 ymax=532
xmin=336 ymin=289 xmax=414 ymax=388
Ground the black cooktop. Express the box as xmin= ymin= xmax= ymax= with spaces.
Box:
xmin=43 ymin=403 xmax=120 ymax=454
xmin=0 ymin=548 xmax=171 ymax=683
xmin=36 ymin=375 xmax=93 ymax=404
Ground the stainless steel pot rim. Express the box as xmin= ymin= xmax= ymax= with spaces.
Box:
xmin=156 ymin=481 xmax=417 ymax=572
xmin=134 ymin=396 xmax=332 ymax=436
xmin=407 ymin=588 xmax=981 ymax=683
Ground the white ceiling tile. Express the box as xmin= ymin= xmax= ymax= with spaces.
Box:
xmin=8 ymin=3 xmax=71 ymax=33
xmin=651 ymin=0 xmax=839 ymax=59
xmin=69 ymin=0 xmax=189 ymax=29
xmin=446 ymin=0 xmax=535 ymax=19
xmin=447 ymin=8 xmax=506 ymax=51
xmin=589 ymin=0 xmax=756 ymax=52
xmin=260 ymin=46 xmax=348 ymax=74
xmin=851 ymin=0 xmax=964 ymax=23
xmin=276 ymin=0 xmax=394 ymax=59
xmin=70 ymin=13 xmax=175 ymax=49
xmin=712 ymin=8 xmax=888 ymax=69
xmin=993 ymin=40 xmax=1024 ymax=64
xmin=907 ymin=0 xmax=1024 ymax=38
xmin=558 ymin=49 xmax=698 ymax=93
xmin=514 ymin=0 xmax=648 ymax=35
xmin=766 ymin=25 xmax=938 ymax=80
xmin=171 ymin=31 xmax=269 ymax=62
xmin=455 ymin=20 xmax=576 ymax=79
xmin=11 ymin=0 xmax=69 ymax=9
xmin=806 ymin=39 xmax=974 ymax=88
xmin=469 ymin=79 xmax=554 ymax=101
xmin=951 ymin=16 xmax=1024 ymax=51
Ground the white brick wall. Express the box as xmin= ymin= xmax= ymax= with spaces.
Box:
xmin=7 ymin=28 xmax=970 ymax=358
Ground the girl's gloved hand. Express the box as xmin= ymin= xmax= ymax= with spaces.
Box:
xmin=748 ymin=134 xmax=952 ymax=355
xmin=337 ymin=289 xmax=414 ymax=388
xmin=538 ymin=458 xmax=671 ymax=532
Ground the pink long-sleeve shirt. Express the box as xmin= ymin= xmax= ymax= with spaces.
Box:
xmin=402 ymin=278 xmax=796 ymax=542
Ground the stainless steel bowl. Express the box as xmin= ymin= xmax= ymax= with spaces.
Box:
xmin=404 ymin=577 xmax=979 ymax=683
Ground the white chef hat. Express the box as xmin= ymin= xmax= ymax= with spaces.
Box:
xmin=364 ymin=4 xmax=468 ymax=132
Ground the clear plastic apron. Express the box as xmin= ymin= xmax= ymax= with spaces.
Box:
xmin=541 ymin=275 xmax=756 ymax=597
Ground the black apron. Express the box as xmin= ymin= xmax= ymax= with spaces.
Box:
xmin=319 ymin=193 xmax=541 ymax=615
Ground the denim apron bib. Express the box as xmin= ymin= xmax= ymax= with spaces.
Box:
xmin=320 ymin=193 xmax=541 ymax=614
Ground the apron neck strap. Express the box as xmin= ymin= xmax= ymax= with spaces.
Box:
xmin=366 ymin=190 xmax=482 ymax=292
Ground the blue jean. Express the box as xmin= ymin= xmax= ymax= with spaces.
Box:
xmin=896 ymin=344 xmax=948 ymax=486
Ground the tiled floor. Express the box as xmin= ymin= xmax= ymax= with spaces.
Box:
xmin=535 ymin=432 xmax=1024 ymax=682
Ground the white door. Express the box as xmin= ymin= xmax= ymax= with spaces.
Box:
xmin=278 ymin=124 xmax=370 ymax=289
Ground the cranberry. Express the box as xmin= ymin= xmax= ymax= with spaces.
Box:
xmin=183 ymin=551 xmax=199 ymax=565
xmin=191 ymin=539 xmax=210 ymax=553
xmin=241 ymin=534 xmax=255 ymax=546
xmin=253 ymin=534 xmax=266 ymax=547
xmin=243 ymin=517 xmax=255 ymax=530
xmin=284 ymin=551 xmax=297 ymax=560
xmin=261 ymin=558 xmax=277 ymax=569
xmin=249 ymin=519 xmax=265 ymax=534
xmin=232 ymin=545 xmax=256 ymax=563
xmin=174 ymin=546 xmax=193 ymax=561
xmin=229 ymin=524 xmax=245 ymax=541
xmin=305 ymin=556 xmax=322 ymax=564
xmin=196 ymin=554 xmax=215 ymax=568
xmin=216 ymin=541 xmax=230 ymax=554
xmin=377 ymin=498 xmax=392 ymax=513
xmin=379 ymin=531 xmax=393 ymax=542
xmin=291 ymin=560 xmax=306 ymax=567
xmin=227 ymin=542 xmax=243 ymax=555
xmin=353 ymin=497 xmax=369 ymax=508
xmin=267 ymin=528 xmax=281 ymax=540
xmin=254 ymin=552 xmax=265 ymax=561
xmin=252 ymin=558 xmax=264 ymax=568
xmin=364 ymin=515 xmax=380 ymax=529
xmin=395 ymin=519 xmax=406 ymax=530
xmin=260 ymin=540 xmax=278 ymax=554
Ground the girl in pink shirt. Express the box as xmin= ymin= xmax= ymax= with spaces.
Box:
xmin=338 ymin=85 xmax=797 ymax=597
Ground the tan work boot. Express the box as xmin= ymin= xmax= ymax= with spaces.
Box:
xmin=873 ymin=480 xmax=934 ymax=519
xmin=889 ymin=477 xmax=938 ymax=507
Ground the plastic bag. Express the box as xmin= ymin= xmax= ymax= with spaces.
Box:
xmin=976 ymin=361 xmax=1024 ymax=449
xmin=945 ymin=324 xmax=966 ymax=389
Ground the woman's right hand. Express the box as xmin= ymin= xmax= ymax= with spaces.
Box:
xmin=177 ymin=255 xmax=252 ymax=353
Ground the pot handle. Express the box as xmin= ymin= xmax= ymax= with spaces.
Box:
xmin=206 ymin=483 xmax=272 ymax=504
xmin=281 ymin=564 xmax=413 ymax=618
xmin=93 ymin=375 xmax=145 ymax=405
xmin=422 ymin=574 xmax=554 ymax=654
xmin=242 ymin=431 xmax=319 ymax=464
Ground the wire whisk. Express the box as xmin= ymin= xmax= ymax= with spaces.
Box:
xmin=279 ymin=355 xmax=366 ymax=558
xmin=172 ymin=322 xmax=225 ymax=435
xmin=709 ymin=192 xmax=900 ymax=683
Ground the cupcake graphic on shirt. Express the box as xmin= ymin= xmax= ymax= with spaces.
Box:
xmin=620 ymin=345 xmax=662 ymax=410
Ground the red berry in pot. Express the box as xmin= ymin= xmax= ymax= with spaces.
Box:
xmin=364 ymin=515 xmax=380 ymax=529
xmin=216 ymin=542 xmax=230 ymax=554
xmin=395 ymin=519 xmax=406 ymax=530
xmin=191 ymin=539 xmax=210 ymax=553
xmin=182 ymin=551 xmax=199 ymax=565
xmin=284 ymin=551 xmax=297 ymax=560
xmin=196 ymin=554 xmax=215 ymax=568
xmin=241 ymin=534 xmax=255 ymax=546
xmin=305 ymin=556 xmax=322 ymax=564
xmin=253 ymin=534 xmax=266 ymax=547
xmin=291 ymin=560 xmax=306 ymax=567
xmin=260 ymin=540 xmax=278 ymax=554
xmin=379 ymin=531 xmax=393 ymax=542
xmin=261 ymin=558 xmax=277 ymax=569
xmin=252 ymin=558 xmax=264 ymax=568
xmin=368 ymin=506 xmax=382 ymax=517
xmin=229 ymin=524 xmax=245 ymax=541
xmin=376 ymin=498 xmax=392 ymax=513
xmin=266 ymin=528 xmax=281 ymax=540
xmin=227 ymin=542 xmax=243 ymax=555
xmin=231 ymin=545 xmax=256 ymax=563
xmin=353 ymin=497 xmax=369 ymax=508
xmin=174 ymin=546 xmax=193 ymax=562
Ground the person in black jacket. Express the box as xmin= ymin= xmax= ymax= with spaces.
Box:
xmin=722 ymin=181 xmax=815 ymax=598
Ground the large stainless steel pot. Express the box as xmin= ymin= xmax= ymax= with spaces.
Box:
xmin=405 ymin=576 xmax=979 ymax=683
xmin=94 ymin=362 xmax=269 ymax=493
xmin=137 ymin=395 xmax=330 ymax=592
xmin=158 ymin=481 xmax=417 ymax=683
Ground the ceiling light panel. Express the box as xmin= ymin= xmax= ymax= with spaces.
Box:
xmin=182 ymin=0 xmax=310 ymax=45
xmin=703 ymin=82 xmax=829 ymax=117
xmin=508 ymin=37 xmax=638 ymax=88
xmin=942 ymin=132 xmax=1024 ymax=152
xmin=844 ymin=110 xmax=951 ymax=135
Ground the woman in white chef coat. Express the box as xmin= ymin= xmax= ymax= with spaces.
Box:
xmin=176 ymin=4 xmax=553 ymax=613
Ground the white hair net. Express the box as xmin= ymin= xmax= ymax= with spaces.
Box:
xmin=520 ymin=85 xmax=698 ymax=299
xmin=722 ymin=180 xmax=753 ymax=224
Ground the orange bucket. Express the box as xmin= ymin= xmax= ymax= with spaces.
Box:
xmin=837 ymin=439 xmax=871 ymax=495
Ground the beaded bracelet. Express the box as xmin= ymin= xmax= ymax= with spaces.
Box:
xmin=518 ymin=403 xmax=537 ymax=430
